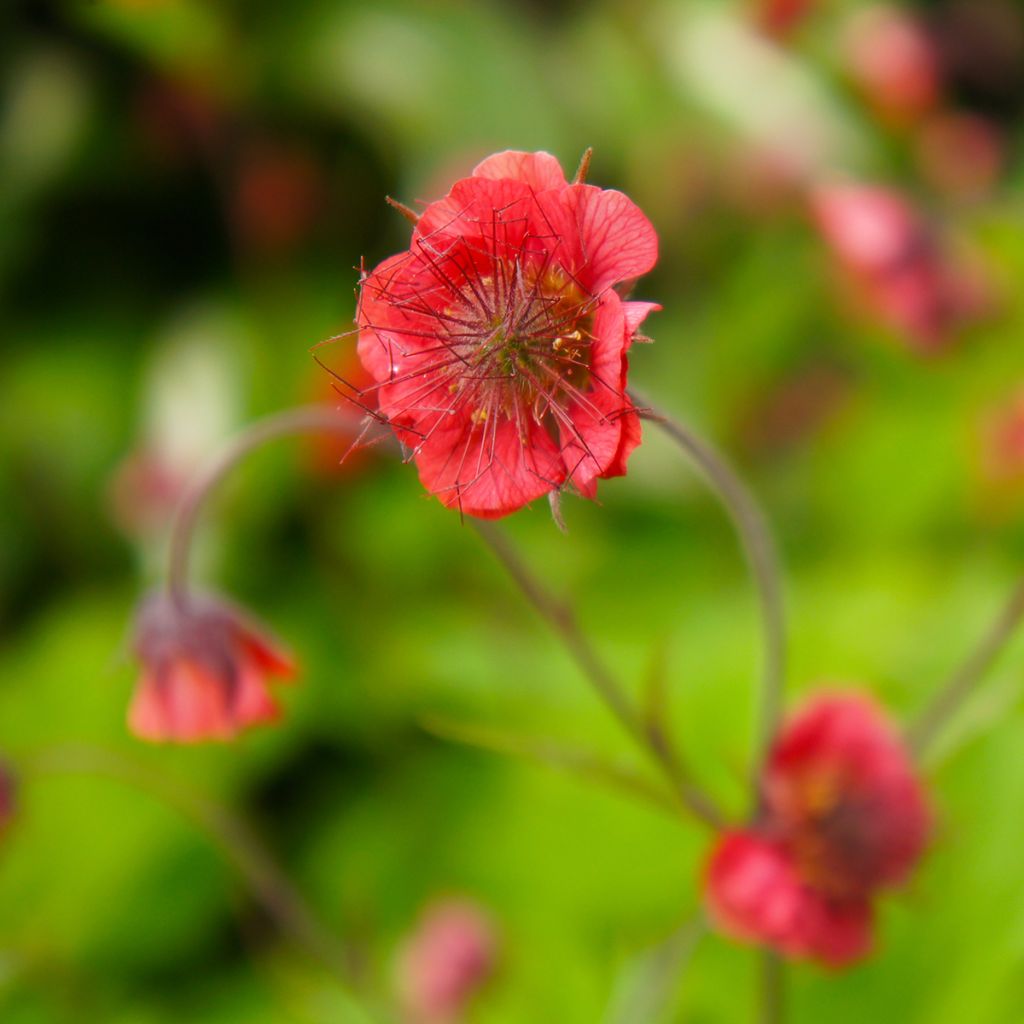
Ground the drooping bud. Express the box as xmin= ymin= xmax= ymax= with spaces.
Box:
xmin=129 ymin=590 xmax=296 ymax=743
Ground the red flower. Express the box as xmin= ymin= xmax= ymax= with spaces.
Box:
xmin=705 ymin=693 xmax=930 ymax=967
xmin=355 ymin=150 xmax=659 ymax=518
xmin=811 ymin=183 xmax=985 ymax=352
xmin=397 ymin=899 xmax=497 ymax=1024
xmin=129 ymin=591 xmax=295 ymax=743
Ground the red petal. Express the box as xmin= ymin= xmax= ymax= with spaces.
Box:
xmin=413 ymin=410 xmax=566 ymax=518
xmin=414 ymin=177 xmax=541 ymax=262
xmin=705 ymin=831 xmax=874 ymax=968
xmin=471 ymin=150 xmax=568 ymax=192
xmin=766 ymin=691 xmax=931 ymax=889
xmin=558 ymin=291 xmax=638 ymax=494
xmin=622 ymin=301 xmax=661 ymax=341
xmin=539 ymin=184 xmax=658 ymax=293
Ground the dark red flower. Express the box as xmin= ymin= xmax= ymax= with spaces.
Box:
xmin=129 ymin=591 xmax=295 ymax=743
xmin=705 ymin=693 xmax=930 ymax=967
xmin=397 ymin=899 xmax=497 ymax=1024
xmin=355 ymin=150 xmax=659 ymax=518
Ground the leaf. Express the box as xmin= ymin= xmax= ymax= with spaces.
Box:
xmin=603 ymin=915 xmax=705 ymax=1024
xmin=420 ymin=716 xmax=677 ymax=817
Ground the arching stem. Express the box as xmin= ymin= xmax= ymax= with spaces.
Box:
xmin=633 ymin=395 xmax=787 ymax=789
xmin=472 ymin=520 xmax=724 ymax=830
xmin=167 ymin=405 xmax=361 ymax=605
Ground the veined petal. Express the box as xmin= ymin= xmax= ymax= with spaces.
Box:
xmin=472 ymin=150 xmax=568 ymax=192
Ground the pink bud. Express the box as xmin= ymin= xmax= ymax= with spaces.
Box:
xmin=397 ymin=900 xmax=497 ymax=1024
xmin=845 ymin=6 xmax=941 ymax=126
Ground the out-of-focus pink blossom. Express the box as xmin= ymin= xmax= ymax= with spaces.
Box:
xmin=397 ymin=899 xmax=497 ymax=1024
xmin=844 ymin=7 xmax=942 ymax=127
xmin=811 ymin=182 xmax=988 ymax=352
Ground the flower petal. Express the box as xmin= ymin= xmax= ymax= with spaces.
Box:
xmin=558 ymin=291 xmax=638 ymax=494
xmin=413 ymin=412 xmax=566 ymax=518
xmin=539 ymin=184 xmax=658 ymax=293
xmin=471 ymin=150 xmax=568 ymax=191
xmin=705 ymin=831 xmax=874 ymax=968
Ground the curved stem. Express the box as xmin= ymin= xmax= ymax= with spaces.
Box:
xmin=633 ymin=394 xmax=787 ymax=787
xmin=21 ymin=744 xmax=353 ymax=983
xmin=167 ymin=405 xmax=361 ymax=604
xmin=472 ymin=520 xmax=724 ymax=830
xmin=907 ymin=576 xmax=1024 ymax=759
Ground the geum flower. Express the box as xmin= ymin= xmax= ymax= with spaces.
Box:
xmin=130 ymin=591 xmax=295 ymax=743
xmin=354 ymin=150 xmax=659 ymax=519
xmin=705 ymin=693 xmax=930 ymax=967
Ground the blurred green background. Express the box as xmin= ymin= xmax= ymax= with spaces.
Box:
xmin=3 ymin=0 xmax=1024 ymax=1021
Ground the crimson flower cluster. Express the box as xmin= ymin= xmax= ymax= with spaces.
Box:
xmin=705 ymin=693 xmax=930 ymax=966
xmin=355 ymin=150 xmax=659 ymax=519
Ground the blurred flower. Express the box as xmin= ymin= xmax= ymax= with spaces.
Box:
xmin=916 ymin=112 xmax=1005 ymax=202
xmin=0 ymin=761 xmax=16 ymax=837
xmin=129 ymin=591 xmax=295 ymax=743
xmin=134 ymin=74 xmax=222 ymax=167
xmin=232 ymin=142 xmax=325 ymax=258
xmin=844 ymin=6 xmax=941 ymax=127
xmin=705 ymin=693 xmax=930 ymax=967
xmin=811 ymin=182 xmax=987 ymax=352
xmin=754 ymin=0 xmax=817 ymax=42
xmin=397 ymin=899 xmax=497 ymax=1024
xmin=355 ymin=150 xmax=658 ymax=518
xmin=975 ymin=389 xmax=1024 ymax=519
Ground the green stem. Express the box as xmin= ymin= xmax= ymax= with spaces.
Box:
xmin=167 ymin=405 xmax=360 ymax=605
xmin=633 ymin=395 xmax=787 ymax=789
xmin=472 ymin=520 xmax=724 ymax=830
xmin=758 ymin=951 xmax=785 ymax=1024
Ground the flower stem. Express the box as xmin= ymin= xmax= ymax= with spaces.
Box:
xmin=472 ymin=519 xmax=724 ymax=830
xmin=758 ymin=951 xmax=785 ymax=1024
xmin=633 ymin=395 xmax=787 ymax=787
xmin=167 ymin=405 xmax=360 ymax=605
xmin=21 ymin=744 xmax=354 ymax=983
xmin=907 ymin=577 xmax=1024 ymax=759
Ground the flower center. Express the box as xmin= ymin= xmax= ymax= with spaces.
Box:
xmin=441 ymin=262 xmax=597 ymax=432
